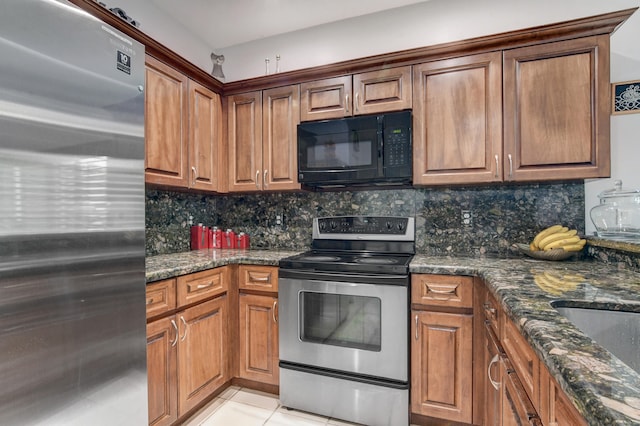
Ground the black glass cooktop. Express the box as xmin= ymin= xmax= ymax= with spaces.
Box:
xmin=279 ymin=250 xmax=413 ymax=275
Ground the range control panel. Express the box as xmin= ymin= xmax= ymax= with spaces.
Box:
xmin=313 ymin=216 xmax=415 ymax=240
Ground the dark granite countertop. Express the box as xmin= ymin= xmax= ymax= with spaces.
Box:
xmin=146 ymin=250 xmax=640 ymax=424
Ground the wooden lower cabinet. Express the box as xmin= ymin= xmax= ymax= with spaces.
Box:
xmin=539 ymin=366 xmax=588 ymax=426
xmin=147 ymin=316 xmax=178 ymax=426
xmin=411 ymin=310 xmax=473 ymax=423
xmin=147 ymin=271 xmax=229 ymax=426
xmin=177 ymin=295 xmax=229 ymax=415
xmin=238 ymin=293 xmax=279 ymax=385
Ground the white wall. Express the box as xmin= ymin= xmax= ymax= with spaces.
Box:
xmin=585 ymin=10 xmax=640 ymax=236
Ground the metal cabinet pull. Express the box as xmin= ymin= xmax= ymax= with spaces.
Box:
xmin=508 ymin=154 xmax=513 ymax=178
xmin=255 ymin=170 xmax=260 ymax=189
xmin=345 ymin=94 xmax=350 ymax=113
xmin=191 ymin=166 xmax=197 ymax=185
xmin=264 ymin=170 xmax=268 ymax=189
xmin=488 ymin=354 xmax=501 ymax=390
xmin=483 ymin=303 xmax=497 ymax=316
xmin=273 ymin=300 xmax=278 ymax=323
xmin=414 ymin=314 xmax=419 ymax=340
xmin=355 ymin=93 xmax=359 ymax=112
xmin=146 ymin=297 xmax=154 ymax=306
xmin=170 ymin=319 xmax=178 ymax=347
xmin=180 ymin=316 xmax=188 ymax=342
xmin=494 ymin=154 xmax=500 ymax=178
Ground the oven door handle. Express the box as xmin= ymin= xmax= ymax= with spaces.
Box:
xmin=279 ymin=269 xmax=409 ymax=286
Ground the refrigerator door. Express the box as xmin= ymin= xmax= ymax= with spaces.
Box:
xmin=0 ymin=1 xmax=147 ymax=425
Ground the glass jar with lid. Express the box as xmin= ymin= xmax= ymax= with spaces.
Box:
xmin=589 ymin=180 xmax=640 ymax=241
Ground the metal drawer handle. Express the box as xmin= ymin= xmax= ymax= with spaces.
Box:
xmin=495 ymin=154 xmax=499 ymax=178
xmin=273 ymin=300 xmax=278 ymax=323
xmin=191 ymin=166 xmax=197 ymax=185
xmin=488 ymin=354 xmax=501 ymax=390
xmin=355 ymin=93 xmax=359 ymax=112
xmin=484 ymin=303 xmax=497 ymax=317
xmin=249 ymin=273 xmax=270 ymax=283
xmin=427 ymin=285 xmax=456 ymax=295
xmin=196 ymin=281 xmax=213 ymax=289
xmin=508 ymin=154 xmax=513 ymax=178
xmin=170 ymin=319 xmax=178 ymax=347
xmin=180 ymin=316 xmax=188 ymax=342
xmin=264 ymin=170 xmax=268 ymax=189
xmin=146 ymin=297 xmax=154 ymax=306
xmin=345 ymin=94 xmax=350 ymax=113
xmin=415 ymin=314 xmax=419 ymax=340
xmin=256 ymin=170 xmax=260 ymax=189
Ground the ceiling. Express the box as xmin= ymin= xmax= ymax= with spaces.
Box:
xmin=148 ymin=0 xmax=429 ymax=50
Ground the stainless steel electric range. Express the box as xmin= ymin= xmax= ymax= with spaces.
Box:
xmin=278 ymin=216 xmax=414 ymax=426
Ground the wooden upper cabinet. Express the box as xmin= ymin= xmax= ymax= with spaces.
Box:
xmin=300 ymin=66 xmax=411 ymax=121
xmin=228 ymin=86 xmax=300 ymax=192
xmin=503 ymin=35 xmax=610 ymax=181
xmin=262 ymin=85 xmax=301 ymax=191
xmin=228 ymin=91 xmax=263 ymax=192
xmin=145 ymin=55 xmax=223 ymax=192
xmin=353 ymin=66 xmax=412 ymax=115
xmin=300 ymin=76 xmax=352 ymax=121
xmin=145 ymin=55 xmax=189 ymax=186
xmin=188 ymin=80 xmax=222 ymax=191
xmin=413 ymin=52 xmax=503 ymax=185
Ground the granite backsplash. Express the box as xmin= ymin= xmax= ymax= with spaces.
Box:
xmin=146 ymin=182 xmax=586 ymax=258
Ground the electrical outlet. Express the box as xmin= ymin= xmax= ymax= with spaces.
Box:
xmin=274 ymin=210 xmax=284 ymax=227
xmin=461 ymin=210 xmax=473 ymax=227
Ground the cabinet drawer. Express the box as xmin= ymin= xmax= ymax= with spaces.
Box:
xmin=177 ymin=267 xmax=228 ymax=307
xmin=238 ymin=265 xmax=278 ymax=292
xmin=502 ymin=318 xmax=540 ymax=410
xmin=411 ymin=274 xmax=473 ymax=308
xmin=146 ymin=278 xmax=177 ymax=319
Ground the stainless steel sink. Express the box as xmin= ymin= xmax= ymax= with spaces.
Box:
xmin=551 ymin=301 xmax=640 ymax=374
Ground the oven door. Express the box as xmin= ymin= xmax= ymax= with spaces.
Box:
xmin=279 ymin=271 xmax=408 ymax=382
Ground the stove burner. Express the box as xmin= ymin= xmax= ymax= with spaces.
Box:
xmin=354 ymin=258 xmax=399 ymax=265
xmin=298 ymin=255 xmax=341 ymax=262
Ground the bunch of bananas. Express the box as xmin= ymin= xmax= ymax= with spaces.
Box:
xmin=533 ymin=271 xmax=585 ymax=295
xmin=529 ymin=225 xmax=586 ymax=252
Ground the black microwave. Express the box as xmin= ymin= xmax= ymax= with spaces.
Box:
xmin=297 ymin=110 xmax=412 ymax=188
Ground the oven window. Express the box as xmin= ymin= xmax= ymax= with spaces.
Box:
xmin=299 ymin=291 xmax=381 ymax=352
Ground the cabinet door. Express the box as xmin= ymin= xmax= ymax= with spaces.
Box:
xmin=262 ymin=85 xmax=300 ymax=191
xmin=238 ymin=294 xmax=279 ymax=385
xmin=188 ymin=80 xmax=222 ymax=192
xmin=300 ymin=76 xmax=352 ymax=121
xmin=228 ymin=91 xmax=263 ymax=191
xmin=483 ymin=324 xmax=503 ymax=426
xmin=539 ymin=366 xmax=588 ymax=426
xmin=503 ymin=35 xmax=610 ymax=181
xmin=145 ymin=55 xmax=189 ymax=187
xmin=411 ymin=310 xmax=473 ymax=423
xmin=147 ymin=316 xmax=178 ymax=426
xmin=413 ymin=52 xmax=502 ymax=185
xmin=353 ymin=66 xmax=412 ymax=115
xmin=177 ymin=295 xmax=228 ymax=415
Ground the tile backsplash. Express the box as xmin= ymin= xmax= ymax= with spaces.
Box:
xmin=146 ymin=182 xmax=585 ymax=258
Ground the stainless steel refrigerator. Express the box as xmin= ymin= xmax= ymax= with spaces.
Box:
xmin=0 ymin=0 xmax=147 ymax=424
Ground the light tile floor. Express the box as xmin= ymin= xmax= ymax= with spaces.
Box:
xmin=183 ymin=386 xmax=364 ymax=426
